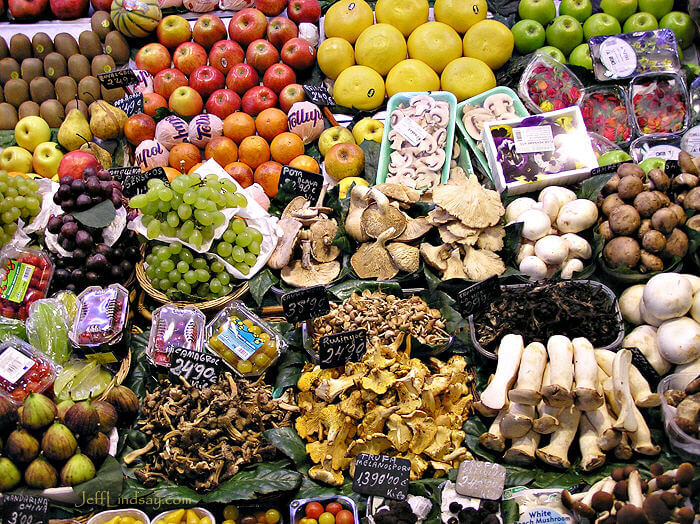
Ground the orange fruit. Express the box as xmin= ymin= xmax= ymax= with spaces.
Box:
xmin=255 ymin=107 xmax=288 ymax=142
xmin=143 ymin=93 xmax=168 ymax=117
xmin=238 ymin=135 xmax=270 ymax=170
xmin=169 ymin=143 xmax=202 ymax=173
xmin=270 ymin=132 xmax=305 ymax=165
xmin=163 ymin=166 xmax=181 ymax=181
xmin=225 ymin=161 xmax=254 ymax=188
xmin=223 ymin=112 xmax=256 ymax=144
xmin=204 ymin=136 xmax=238 ymax=167
xmin=188 ymin=162 xmax=203 ymax=174
xmin=254 ymin=161 xmax=283 ymax=197
xmin=289 ymin=154 xmax=320 ymax=173
xmin=123 ymin=113 xmax=156 ymax=146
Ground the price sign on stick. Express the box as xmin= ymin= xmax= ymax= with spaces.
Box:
xmin=352 ymin=453 xmax=410 ymax=500
xmin=318 ymin=328 xmax=366 ymax=369
xmin=169 ymin=347 xmax=221 ymax=389
xmin=279 ymin=165 xmax=324 ymax=203
xmin=303 ymin=85 xmax=335 ymax=106
xmin=98 ymin=69 xmax=138 ymax=90
xmin=113 ymin=92 xmax=143 ymax=117
xmin=282 ymin=285 xmax=330 ymax=324
xmin=457 ymin=275 xmax=501 ymax=317
xmin=110 ymin=166 xmax=169 ymax=198
xmin=2 ymin=494 xmax=49 ymax=524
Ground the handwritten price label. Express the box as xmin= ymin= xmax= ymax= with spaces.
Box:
xmin=352 ymin=453 xmax=410 ymax=500
xmin=282 ymin=285 xmax=330 ymax=324
xmin=169 ymin=347 xmax=221 ymax=389
xmin=111 ymin=166 xmax=169 ymax=198
xmin=2 ymin=495 xmax=49 ymax=524
xmin=279 ymin=165 xmax=324 ymax=203
xmin=302 ymin=85 xmax=335 ymax=106
xmin=98 ymin=69 xmax=138 ymax=90
xmin=114 ymin=92 xmax=143 ymax=117
xmin=318 ymin=328 xmax=366 ymax=369
xmin=457 ymin=275 xmax=501 ymax=317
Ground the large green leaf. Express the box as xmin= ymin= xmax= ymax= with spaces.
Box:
xmin=120 ymin=478 xmax=201 ymax=512
xmin=263 ymin=427 xmax=307 ymax=466
xmin=248 ymin=268 xmax=280 ymax=306
xmin=505 ymin=466 xmax=535 ymax=487
xmin=360 ymin=140 xmax=381 ymax=185
xmin=274 ymin=348 xmax=306 ymax=390
xmin=125 ymin=330 xmax=157 ymax=398
xmin=73 ymin=200 xmax=117 ymax=229
xmin=578 ymin=173 xmax=613 ymax=202
xmin=71 ymin=456 xmax=125 ymax=506
xmin=268 ymin=180 xmax=298 ymax=217
xmin=462 ymin=417 xmax=498 ymax=463
xmin=328 ymin=280 xmax=403 ymax=301
xmin=202 ymin=461 xmax=302 ymax=503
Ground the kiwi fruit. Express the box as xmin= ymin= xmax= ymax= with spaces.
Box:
xmin=20 ymin=59 xmax=43 ymax=83
xmin=78 ymin=76 xmax=100 ymax=104
xmin=0 ymin=58 xmax=20 ymax=84
xmin=91 ymin=54 xmax=115 ymax=77
xmin=0 ymin=103 xmax=18 ymax=130
xmin=78 ymin=31 xmax=102 ymax=61
xmin=31 ymin=33 xmax=54 ymax=60
xmin=91 ymin=12 xmax=115 ymax=41
xmin=0 ymin=37 xmax=9 ymax=60
xmin=18 ymin=101 xmax=40 ymax=119
xmin=65 ymin=98 xmax=88 ymax=118
xmin=10 ymin=35 xmax=32 ymax=63
xmin=100 ymin=85 xmax=125 ymax=104
xmin=104 ymin=31 xmax=130 ymax=66
xmin=67 ymin=54 xmax=90 ymax=82
xmin=4 ymin=79 xmax=28 ymax=108
xmin=53 ymin=33 xmax=79 ymax=59
xmin=30 ymin=77 xmax=55 ymax=104
xmin=40 ymin=99 xmax=64 ymax=128
xmin=43 ymin=53 xmax=67 ymax=82
xmin=54 ymin=76 xmax=78 ymax=106
xmin=0 ymin=89 xmax=4 ymax=103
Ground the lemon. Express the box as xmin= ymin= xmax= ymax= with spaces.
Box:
xmin=317 ymin=37 xmax=355 ymax=79
xmin=333 ymin=65 xmax=386 ymax=110
xmin=463 ymin=19 xmax=514 ymax=70
xmin=375 ymin=0 xmax=429 ymax=37
xmin=354 ymin=24 xmax=407 ymax=76
xmin=324 ymin=0 xmax=374 ymax=44
xmin=338 ymin=176 xmax=369 ymax=198
xmin=440 ymin=57 xmax=496 ymax=101
xmin=385 ymin=59 xmax=440 ymax=97
xmin=407 ymin=22 xmax=463 ymax=74
xmin=434 ymin=0 xmax=487 ymax=33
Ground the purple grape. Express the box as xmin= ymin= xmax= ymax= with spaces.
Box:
xmin=54 ymin=268 xmax=70 ymax=284
xmin=60 ymin=221 xmax=78 ymax=238
xmin=62 ymin=214 xmax=74 ymax=223
xmin=61 ymin=199 xmax=75 ymax=212
xmin=97 ymin=169 xmax=111 ymax=181
xmin=72 ymin=248 xmax=88 ymax=261
xmin=53 ymin=192 xmax=62 ymax=205
xmin=47 ymin=216 xmax=63 ymax=234
xmin=87 ymin=254 xmax=108 ymax=271
xmin=110 ymin=247 xmax=124 ymax=262
xmin=66 ymin=283 xmax=77 ymax=292
xmin=57 ymin=184 xmax=72 ymax=199
xmin=71 ymin=179 xmax=85 ymax=194
xmin=83 ymin=167 xmax=97 ymax=180
xmin=110 ymin=265 xmax=123 ymax=279
xmin=86 ymin=177 xmax=101 ymax=196
xmin=120 ymin=260 xmax=133 ymax=274
xmin=76 ymin=194 xmax=92 ymax=210
xmin=111 ymin=181 xmax=123 ymax=192
xmin=100 ymin=180 xmax=113 ymax=197
xmin=60 ymin=176 xmax=73 ymax=186
xmin=60 ymin=237 xmax=76 ymax=251
xmin=76 ymin=230 xmax=92 ymax=248
xmin=70 ymin=268 xmax=84 ymax=281
xmin=96 ymin=244 xmax=112 ymax=257
xmin=111 ymin=191 xmax=123 ymax=208
xmin=86 ymin=271 xmax=100 ymax=284
xmin=91 ymin=196 xmax=104 ymax=205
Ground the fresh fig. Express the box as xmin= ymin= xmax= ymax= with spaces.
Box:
xmin=0 ymin=395 xmax=18 ymax=432
xmin=42 ymin=422 xmax=78 ymax=462
xmin=105 ymin=385 xmax=139 ymax=427
xmin=24 ymin=457 xmax=58 ymax=489
xmin=0 ymin=457 xmax=22 ymax=491
xmin=60 ymin=453 xmax=96 ymax=486
xmin=92 ymin=400 xmax=117 ymax=432
xmin=20 ymin=392 xmax=57 ymax=431
xmin=5 ymin=428 xmax=40 ymax=464
xmin=56 ymin=399 xmax=75 ymax=422
xmin=64 ymin=401 xmax=99 ymax=436
xmin=82 ymin=431 xmax=110 ymax=465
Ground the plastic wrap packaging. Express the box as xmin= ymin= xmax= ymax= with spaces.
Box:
xmin=26 ymin=298 xmax=71 ymax=365
xmin=0 ymin=316 xmax=26 ymax=342
xmin=219 ymin=0 xmax=253 ymax=11
xmin=53 ymin=290 xmax=78 ymax=323
xmin=503 ymin=488 xmax=575 ymax=524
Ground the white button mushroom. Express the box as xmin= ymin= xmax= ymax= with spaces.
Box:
xmin=506 ymin=197 xmax=537 ymax=223
xmin=681 ymin=274 xmax=700 ymax=295
xmin=539 ymin=186 xmax=577 ymax=206
xmin=692 ymin=292 xmax=700 ymax=323
xmin=519 ymin=209 xmax=552 ymax=241
xmin=560 ymin=259 xmax=584 ymax=279
xmin=622 ymin=325 xmax=671 ymax=375
xmin=656 ymin=317 xmax=700 ymax=364
xmin=539 ymin=195 xmax=561 ymax=222
xmin=516 ymin=242 xmax=535 ymax=265
xmin=556 ymin=199 xmax=598 ymax=233
xmin=561 ymin=233 xmax=592 ymax=260
xmin=535 ymin=235 xmax=570 ymax=265
xmin=618 ymin=284 xmax=646 ymax=325
xmin=642 ymin=273 xmax=694 ymax=321
xmin=639 ymin=299 xmax=665 ymax=327
xmin=520 ymin=255 xmax=548 ymax=280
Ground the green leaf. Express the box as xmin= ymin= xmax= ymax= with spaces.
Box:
xmin=359 ymin=140 xmax=381 ymax=185
xmin=578 ymin=173 xmax=613 ymax=202
xmin=71 ymin=456 xmax=124 ymax=507
xmin=202 ymin=462 xmax=302 ymax=503
xmin=462 ymin=417 xmax=498 ymax=462
xmin=274 ymin=347 xmax=305 ymax=390
xmin=505 ymin=466 xmax=535 ymax=487
xmin=423 ymin=266 xmax=441 ymax=293
xmin=125 ymin=330 xmax=157 ymax=398
xmin=120 ymin=478 xmax=201 ymax=512
xmin=533 ymin=468 xmax=581 ymax=489
xmin=263 ymin=427 xmax=307 ymax=466
xmin=328 ymin=280 xmax=403 ymax=302
xmin=0 ymin=129 xmax=17 ymax=148
xmin=73 ymin=200 xmax=117 ymax=229
xmin=248 ymin=268 xmax=280 ymax=306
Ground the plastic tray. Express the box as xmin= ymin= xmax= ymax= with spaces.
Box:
xmin=147 ymin=304 xmax=206 ymax=368
xmin=630 ymin=134 xmax=682 ymax=162
xmin=87 ymin=509 xmax=150 ymax=524
xmin=290 ymin=496 xmax=359 ymax=524
xmin=69 ymin=284 xmax=129 ymax=348
xmin=468 ymin=280 xmax=624 ymax=360
xmin=658 ymin=373 xmax=700 ymax=462
xmin=518 ymin=54 xmax=584 ymax=114
xmin=579 ymin=85 xmax=634 ymax=148
xmin=629 ymin=72 xmax=690 ymax=136
xmin=680 ymin=124 xmax=700 ymax=155
xmin=456 ymin=86 xmax=529 ymax=180
xmin=376 ymin=91 xmax=457 ymax=190
xmin=0 ymin=337 xmax=60 ymax=404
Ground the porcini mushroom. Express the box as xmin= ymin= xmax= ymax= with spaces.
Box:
xmin=478 ymin=334 xmax=524 ymax=412
xmin=573 ymin=337 xmax=604 ymax=411
xmin=543 ymin=335 xmax=574 ymax=407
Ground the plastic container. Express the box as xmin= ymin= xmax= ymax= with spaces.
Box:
xmin=658 ymin=373 xmax=700 ymax=462
xmin=630 ymin=134 xmax=682 ymax=162
xmin=376 ymin=91 xmax=457 ymax=191
xmin=680 ymin=124 xmax=700 ymax=155
xmin=579 ymin=85 xmax=634 ymax=147
xmin=456 ymin=86 xmax=529 ymax=179
xmin=291 ymin=496 xmax=359 ymax=524
xmin=87 ymin=508 xmax=150 ymax=524
xmin=589 ymin=29 xmax=681 ymax=81
xmin=481 ymin=106 xmax=598 ymax=195
xmin=153 ymin=508 xmax=215 ymax=524
xmin=0 ymin=337 xmax=59 ymax=404
xmin=629 ymin=72 xmax=690 ymax=136
xmin=0 ymin=245 xmax=54 ymax=321
xmin=205 ymin=300 xmax=284 ymax=377
xmin=468 ymin=280 xmax=624 ymax=360
xmin=147 ymin=304 xmax=206 ymax=368
xmin=518 ymin=54 xmax=584 ymax=114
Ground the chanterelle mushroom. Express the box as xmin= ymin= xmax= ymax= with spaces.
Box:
xmin=310 ymin=219 xmax=340 ymax=262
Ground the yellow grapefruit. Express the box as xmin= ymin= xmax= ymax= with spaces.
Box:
xmin=375 ymin=0 xmax=429 ymax=37
xmin=440 ymin=57 xmax=496 ymax=101
xmin=333 ymin=66 xmax=386 ymax=110
xmin=385 ymin=59 xmax=440 ymax=97
xmin=462 ymin=19 xmax=514 ymax=70
xmin=323 ymin=0 xmax=374 ymax=44
xmin=317 ymin=37 xmax=355 ymax=80
xmin=407 ymin=22 xmax=462 ymax=74
xmin=434 ymin=0 xmax=487 ymax=33
xmin=354 ymin=24 xmax=407 ymax=76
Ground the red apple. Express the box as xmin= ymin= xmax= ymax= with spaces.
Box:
xmin=8 ymin=0 xmax=47 ymax=18
xmin=225 ymin=63 xmax=259 ymax=96
xmin=209 ymin=40 xmax=244 ymax=76
xmin=173 ymin=42 xmax=208 ymax=76
xmin=254 ymin=0 xmax=286 ymax=16
xmin=241 ymin=86 xmax=277 ymax=116
xmin=245 ymin=39 xmax=280 ymax=75
xmin=169 ymin=86 xmax=204 ymax=118
xmin=287 ymin=0 xmax=320 ymax=23
xmin=157 ymin=15 xmax=192 ymax=50
xmin=267 ymin=16 xmax=298 ymax=49
xmin=227 ymin=8 xmax=267 ymax=48
xmin=57 ymin=151 xmax=101 ymax=180
xmin=278 ymin=82 xmax=305 ymax=112
xmin=90 ymin=0 xmax=110 ymax=11
xmin=281 ymin=37 xmax=316 ymax=70
xmin=192 ymin=14 xmax=227 ymax=50
xmin=49 ymin=0 xmax=87 ymax=19
xmin=206 ymin=89 xmax=241 ymax=119
xmin=262 ymin=63 xmax=296 ymax=95
xmin=189 ymin=65 xmax=225 ymax=99
xmin=153 ymin=68 xmax=188 ymax=100
xmin=135 ymin=43 xmax=172 ymax=77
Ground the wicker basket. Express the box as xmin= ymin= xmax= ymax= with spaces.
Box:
xmin=96 ymin=348 xmax=131 ymax=401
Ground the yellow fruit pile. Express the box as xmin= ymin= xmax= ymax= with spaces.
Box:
xmin=320 ymin=0 xmax=514 ymax=106
xmin=103 ymin=517 xmax=146 ymax=524
xmin=153 ymin=510 xmax=212 ymax=524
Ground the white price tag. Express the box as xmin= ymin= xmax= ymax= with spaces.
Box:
xmin=645 ymin=145 xmax=681 ymax=160
xmin=599 ymin=37 xmax=637 ymax=78
xmin=393 ymin=117 xmax=429 ymax=146
xmin=681 ymin=126 xmax=700 ymax=155
xmin=0 ymin=347 xmax=35 ymax=384
xmin=513 ymin=125 xmax=555 ymax=154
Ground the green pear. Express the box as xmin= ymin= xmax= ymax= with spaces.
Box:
xmin=80 ymin=141 xmax=112 ymax=168
xmin=88 ymin=100 xmax=126 ymax=141
xmin=58 ymin=109 xmax=92 ymax=152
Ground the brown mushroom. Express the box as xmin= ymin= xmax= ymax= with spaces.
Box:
xmin=652 ymin=191 xmax=671 ymax=208
xmin=350 ymin=228 xmax=399 ymax=280
xmin=638 ymin=219 xmax=652 ymax=238
xmin=662 ymin=229 xmax=689 ymax=259
xmin=603 ymin=174 xmax=621 ymax=195
xmin=647 ymin=169 xmax=670 ymax=192
xmin=618 ymin=163 xmax=646 ymax=179
xmin=267 ymin=219 xmax=302 ymax=270
xmin=599 ymin=221 xmax=613 ymax=240
xmin=651 ymin=208 xmax=678 ymax=234
xmin=640 ymin=250 xmax=664 ymax=273
xmin=609 ymin=205 xmax=641 ymax=235
xmin=602 ymin=194 xmax=626 ymax=217
xmin=687 ymin=214 xmax=700 ymax=232
xmin=678 ymin=150 xmax=699 ymax=176
xmin=634 ymin=191 xmax=663 ymax=217
xmin=281 ymin=232 xmax=340 ymax=287
xmin=360 ymin=190 xmax=407 ymax=240
xmin=672 ymin=173 xmax=699 ymax=191
xmin=619 ymin=175 xmax=644 ymax=200
xmin=309 ymin=220 xmax=340 ymax=263
xmin=386 ymin=243 xmax=420 ymax=274
xmin=420 ymin=243 xmax=450 ymax=272
xmin=685 ymin=186 xmax=700 ymax=210
xmin=642 ymin=230 xmax=666 ymax=253
xmin=668 ymin=203 xmax=686 ymax=224
xmin=394 ymin=216 xmax=433 ymax=242
xmin=604 ymin=237 xmax=641 ymax=268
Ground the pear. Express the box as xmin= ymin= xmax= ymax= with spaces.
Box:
xmin=80 ymin=141 xmax=112 ymax=168
xmin=58 ymin=108 xmax=92 ymax=151
xmin=89 ymin=100 xmax=126 ymax=140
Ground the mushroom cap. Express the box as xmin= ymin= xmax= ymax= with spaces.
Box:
xmin=656 ymin=317 xmax=700 ymax=364
xmin=350 ymin=229 xmax=399 ymax=280
xmin=505 ymin=197 xmax=537 ymax=223
xmin=395 ymin=216 xmax=433 ymax=242
xmin=360 ymin=203 xmax=407 ymax=240
xmin=420 ymin=243 xmax=450 ymax=272
xmin=386 ymin=243 xmax=420 ymax=274
xmin=642 ymin=274 xmax=694 ymax=321
xmin=462 ymin=107 xmax=493 ymax=139
xmin=534 ymin=235 xmax=569 ymax=265
xmin=280 ymin=259 xmax=341 ymax=287
xmin=619 ymin=284 xmax=646 ymax=325
xmin=556 ymin=199 xmax=598 ymax=233
xmin=519 ymin=255 xmax=547 ymax=280
xmin=432 ymin=175 xmax=504 ymax=229
xmin=462 ymin=246 xmax=505 ymax=281
xmin=518 ymin=209 xmax=551 ymax=241
xmin=281 ymin=196 xmax=308 ymax=220
xmin=310 ymin=219 xmax=340 ymax=263
xmin=373 ymin=183 xmax=420 ymax=204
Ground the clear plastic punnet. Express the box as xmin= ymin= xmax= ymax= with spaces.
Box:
xmin=147 ymin=304 xmax=206 ymax=368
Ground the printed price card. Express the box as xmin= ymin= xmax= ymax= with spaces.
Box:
xmin=457 ymin=275 xmax=501 ymax=317
xmin=98 ymin=69 xmax=138 ymax=89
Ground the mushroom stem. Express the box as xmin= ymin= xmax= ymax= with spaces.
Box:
xmin=503 ymin=429 xmax=540 ymax=466
xmin=614 ymin=432 xmax=633 ymax=460
xmin=315 ymin=183 xmax=328 ymax=207
xmin=500 ymin=401 xmax=535 ymax=439
xmin=585 ymin=402 xmax=620 ymax=451
xmin=535 ymin=404 xmax=581 ymax=469
xmin=533 ymin=365 xmax=561 ymax=434
xmin=479 ymin=334 xmax=524 ymax=411
xmin=543 ymin=335 xmax=574 ymax=407
xmin=612 ymin=350 xmax=638 ymax=432
xmin=647 ymin=463 xmax=695 ymax=492
xmin=478 ymin=409 xmax=506 ymax=452
xmin=579 ymin=415 xmax=606 ymax=471
xmin=509 ymin=342 xmax=547 ymax=405
xmin=628 ymin=470 xmax=644 ymax=508
xmin=595 ymin=349 xmax=660 ymax=407
xmin=628 ymin=404 xmax=660 ymax=456
xmin=573 ymin=337 xmax=604 ymax=411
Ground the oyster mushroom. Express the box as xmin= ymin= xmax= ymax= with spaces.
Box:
xmin=309 ymin=219 xmax=340 ymax=263
xmin=432 ymin=175 xmax=504 ymax=228
xmin=281 ymin=231 xmax=340 ymax=287
xmin=462 ymin=246 xmax=505 ymax=281
xmin=267 ymin=219 xmax=302 ymax=270
xmin=395 ymin=216 xmax=433 ymax=242
xmin=420 ymin=243 xmax=450 ymax=272
xmin=360 ymin=190 xmax=407 ymax=240
xmin=443 ymin=248 xmax=468 ymax=280
xmin=386 ymin=243 xmax=420 ymax=274
xmin=350 ymin=228 xmax=399 ymax=280
xmin=373 ymin=183 xmax=420 ymax=206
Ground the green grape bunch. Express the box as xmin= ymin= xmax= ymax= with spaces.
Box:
xmin=0 ymin=172 xmax=42 ymax=247
xmin=213 ymin=217 xmax=263 ymax=276
xmin=129 ymin=172 xmax=248 ymax=248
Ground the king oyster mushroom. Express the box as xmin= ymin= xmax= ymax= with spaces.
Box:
xmin=360 ymin=189 xmax=407 ymax=240
xmin=309 ymin=220 xmax=340 ymax=263
xmin=281 ymin=230 xmax=340 ymax=287
xmin=350 ymin=228 xmax=399 ymax=280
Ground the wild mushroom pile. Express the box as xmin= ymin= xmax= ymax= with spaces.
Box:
xmin=386 ymin=94 xmax=450 ymax=191
xmin=296 ymin=334 xmax=473 ymax=485
xmin=477 ymin=336 xmax=660 ymax=471
xmin=420 ymin=173 xmax=507 ymax=281
xmin=268 ymin=187 xmax=342 ymax=287
xmin=124 ymin=373 xmax=297 ymax=492
xmin=461 ymin=92 xmax=518 ymax=152
xmin=561 ymin=463 xmax=696 ymax=524
xmin=663 ymin=375 xmax=700 ymax=440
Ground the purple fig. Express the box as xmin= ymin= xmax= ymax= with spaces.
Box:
xmin=5 ymin=429 xmax=40 ymax=464
xmin=82 ymin=432 xmax=110 ymax=465
xmin=92 ymin=400 xmax=118 ymax=432
xmin=64 ymin=401 xmax=99 ymax=436
xmin=105 ymin=386 xmax=139 ymax=427
xmin=0 ymin=395 xmax=18 ymax=432
xmin=0 ymin=457 xmax=21 ymax=491
xmin=60 ymin=453 xmax=96 ymax=486
xmin=20 ymin=392 xmax=56 ymax=431
xmin=42 ymin=423 xmax=78 ymax=462
xmin=24 ymin=457 xmax=58 ymax=489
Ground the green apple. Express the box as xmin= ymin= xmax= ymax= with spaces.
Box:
xmin=569 ymin=43 xmax=593 ymax=69
xmin=32 ymin=142 xmax=63 ymax=178
xmin=660 ymin=11 xmax=696 ymax=49
xmin=517 ymin=0 xmax=556 ymax=26
xmin=623 ymin=12 xmax=659 ymax=33
xmin=511 ymin=19 xmax=546 ymax=53
xmin=14 ymin=116 xmax=51 ymax=153
xmin=536 ymin=46 xmax=567 ymax=63
xmin=583 ymin=13 xmax=622 ymax=40
xmin=545 ymin=15 xmax=583 ymax=56
xmin=638 ymin=0 xmax=673 ymax=21
xmin=318 ymin=125 xmax=356 ymax=157
xmin=597 ymin=150 xmax=632 ymax=166
xmin=639 ymin=157 xmax=666 ymax=173
xmin=559 ymin=0 xmax=592 ymax=23
xmin=600 ymin=0 xmax=637 ymax=23
xmin=352 ymin=118 xmax=384 ymax=144
xmin=0 ymin=146 xmax=33 ymax=173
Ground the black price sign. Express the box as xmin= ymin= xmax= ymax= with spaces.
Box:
xmin=318 ymin=328 xmax=366 ymax=369
xmin=2 ymin=494 xmax=49 ymax=524
xmin=458 ymin=275 xmax=501 ymax=317
xmin=114 ymin=92 xmax=143 ymax=117
xmin=590 ymin=162 xmax=626 ymax=176
xmin=303 ymin=85 xmax=335 ymax=106
xmin=279 ymin=165 xmax=324 ymax=203
xmin=98 ymin=68 xmax=138 ymax=90
xmin=112 ymin=166 xmax=169 ymax=198
xmin=665 ymin=159 xmax=681 ymax=176
xmin=352 ymin=453 xmax=410 ymax=500
xmin=169 ymin=347 xmax=221 ymax=389
xmin=282 ymin=285 xmax=330 ymax=324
